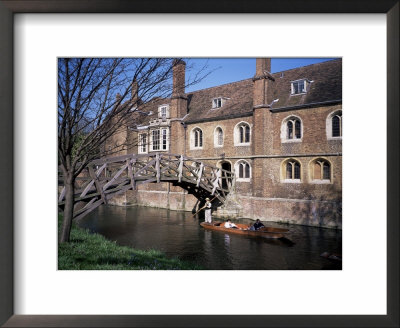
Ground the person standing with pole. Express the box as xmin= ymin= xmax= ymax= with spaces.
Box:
xmin=204 ymin=197 xmax=212 ymax=223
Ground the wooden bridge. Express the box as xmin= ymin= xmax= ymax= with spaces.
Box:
xmin=58 ymin=153 xmax=235 ymax=220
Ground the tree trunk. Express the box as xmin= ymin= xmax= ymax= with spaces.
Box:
xmin=59 ymin=175 xmax=75 ymax=243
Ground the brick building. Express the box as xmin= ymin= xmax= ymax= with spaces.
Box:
xmin=109 ymin=58 xmax=342 ymax=229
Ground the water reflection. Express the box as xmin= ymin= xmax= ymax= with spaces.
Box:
xmin=77 ymin=205 xmax=342 ymax=270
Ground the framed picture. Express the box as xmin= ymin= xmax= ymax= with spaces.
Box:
xmin=0 ymin=0 xmax=398 ymax=327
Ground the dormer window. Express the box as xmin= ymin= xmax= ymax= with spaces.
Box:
xmin=291 ymin=79 xmax=308 ymax=95
xmin=212 ymin=98 xmax=222 ymax=108
xmin=158 ymin=105 xmax=169 ymax=119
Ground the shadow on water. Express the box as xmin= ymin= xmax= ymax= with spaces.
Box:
xmin=77 ymin=205 xmax=342 ymax=270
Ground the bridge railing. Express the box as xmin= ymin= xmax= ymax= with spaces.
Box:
xmin=58 ymin=153 xmax=235 ymax=220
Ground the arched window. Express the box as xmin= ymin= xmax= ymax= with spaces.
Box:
xmin=281 ymin=116 xmax=302 ymax=142
xmin=310 ymin=158 xmax=331 ymax=182
xmin=214 ymin=127 xmax=224 ymax=147
xmin=332 ymin=113 xmax=342 ymax=137
xmin=235 ymin=160 xmax=251 ymax=181
xmin=234 ymin=122 xmax=251 ymax=145
xmin=191 ymin=127 xmax=203 ymax=149
xmin=326 ymin=110 xmax=342 ymax=139
xmin=282 ymin=159 xmax=301 ymax=181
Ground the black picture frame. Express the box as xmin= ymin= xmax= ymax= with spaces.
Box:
xmin=0 ymin=1 xmax=398 ymax=327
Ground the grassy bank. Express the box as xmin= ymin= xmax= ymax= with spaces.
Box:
xmin=58 ymin=216 xmax=203 ymax=270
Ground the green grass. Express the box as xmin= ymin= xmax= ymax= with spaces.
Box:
xmin=58 ymin=215 xmax=203 ymax=270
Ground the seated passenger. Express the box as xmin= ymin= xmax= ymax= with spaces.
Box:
xmin=224 ymin=219 xmax=238 ymax=229
xmin=253 ymin=219 xmax=265 ymax=231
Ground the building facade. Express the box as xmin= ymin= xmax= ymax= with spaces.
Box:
xmin=109 ymin=58 xmax=342 ymax=229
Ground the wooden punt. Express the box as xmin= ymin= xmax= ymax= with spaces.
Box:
xmin=200 ymin=222 xmax=289 ymax=239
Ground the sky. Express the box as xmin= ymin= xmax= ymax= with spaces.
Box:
xmin=185 ymin=58 xmax=337 ymax=93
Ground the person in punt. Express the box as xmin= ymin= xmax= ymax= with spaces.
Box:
xmin=253 ymin=219 xmax=265 ymax=231
xmin=224 ymin=219 xmax=239 ymax=229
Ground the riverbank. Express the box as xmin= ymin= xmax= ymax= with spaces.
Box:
xmin=58 ymin=215 xmax=203 ymax=270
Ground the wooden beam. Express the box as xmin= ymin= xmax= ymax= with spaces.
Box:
xmin=88 ymin=165 xmax=107 ymax=205
xmin=156 ymin=153 xmax=161 ymax=183
xmin=103 ymin=163 xmax=128 ymax=191
xmin=73 ymin=197 xmax=97 ymax=217
xmin=74 ymin=198 xmax=104 ymax=221
xmin=127 ymin=158 xmax=136 ymax=190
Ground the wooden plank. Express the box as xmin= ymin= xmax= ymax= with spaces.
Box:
xmin=80 ymin=180 xmax=95 ymax=198
xmin=73 ymin=197 xmax=97 ymax=217
xmin=88 ymin=165 xmax=108 ymax=205
xmin=156 ymin=153 xmax=161 ymax=183
xmin=74 ymin=198 xmax=104 ymax=221
xmin=133 ymin=158 xmax=156 ymax=178
xmin=103 ymin=163 xmax=128 ymax=190
xmin=127 ymin=158 xmax=136 ymax=190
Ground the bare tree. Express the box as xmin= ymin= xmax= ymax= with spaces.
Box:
xmin=58 ymin=58 xmax=208 ymax=243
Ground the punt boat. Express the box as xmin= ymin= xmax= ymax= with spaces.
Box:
xmin=200 ymin=222 xmax=289 ymax=239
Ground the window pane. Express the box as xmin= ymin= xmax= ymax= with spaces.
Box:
xmin=287 ymin=121 xmax=293 ymax=139
xmin=299 ymin=81 xmax=304 ymax=92
xmin=294 ymin=162 xmax=300 ymax=179
xmin=239 ymin=164 xmax=243 ymax=178
xmin=323 ymin=162 xmax=330 ymax=180
xmin=199 ymin=130 xmax=203 ymax=147
xmin=239 ymin=126 xmax=244 ymax=143
xmin=286 ymin=162 xmax=292 ymax=179
xmin=293 ymin=82 xmax=299 ymax=94
xmin=332 ymin=115 xmax=341 ymax=137
xmin=140 ymin=134 xmax=147 ymax=152
xmin=162 ymin=129 xmax=167 ymax=150
xmin=195 ymin=130 xmax=198 ymax=147
xmin=245 ymin=163 xmax=250 ymax=178
xmin=218 ymin=128 xmax=223 ymax=145
xmin=295 ymin=120 xmax=301 ymax=138
xmin=245 ymin=125 xmax=250 ymax=143
xmin=152 ymin=130 xmax=160 ymax=150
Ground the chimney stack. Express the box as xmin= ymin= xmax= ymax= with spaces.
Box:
xmin=172 ymin=59 xmax=186 ymax=97
xmin=255 ymin=58 xmax=271 ymax=77
xmin=253 ymin=58 xmax=273 ymax=107
xmin=131 ymin=79 xmax=138 ymax=104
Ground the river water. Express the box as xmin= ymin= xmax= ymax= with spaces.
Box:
xmin=77 ymin=205 xmax=342 ymax=270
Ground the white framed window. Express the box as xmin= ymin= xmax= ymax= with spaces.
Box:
xmin=281 ymin=115 xmax=302 ymax=143
xmin=309 ymin=158 xmax=332 ymax=183
xmin=326 ymin=110 xmax=342 ymax=139
xmin=212 ymin=98 xmax=222 ymax=108
xmin=161 ymin=127 xmax=169 ymax=150
xmin=190 ymin=127 xmax=203 ymax=149
xmin=281 ymin=158 xmax=302 ymax=183
xmin=158 ymin=104 xmax=169 ymax=119
xmin=150 ymin=128 xmax=169 ymax=152
xmin=151 ymin=129 xmax=160 ymax=151
xmin=214 ymin=126 xmax=224 ymax=147
xmin=234 ymin=121 xmax=251 ymax=146
xmin=138 ymin=133 xmax=148 ymax=154
xmin=235 ymin=160 xmax=251 ymax=182
xmin=291 ymin=79 xmax=308 ymax=95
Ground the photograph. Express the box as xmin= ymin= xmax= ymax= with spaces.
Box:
xmin=58 ymin=57 xmax=342 ymax=270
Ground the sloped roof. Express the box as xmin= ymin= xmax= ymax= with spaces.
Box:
xmin=268 ymin=58 xmax=342 ymax=111
xmin=184 ymin=78 xmax=254 ymax=123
